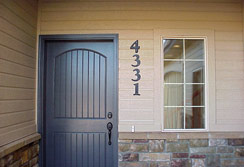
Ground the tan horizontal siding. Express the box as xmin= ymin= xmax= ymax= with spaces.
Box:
xmin=217 ymin=99 xmax=244 ymax=109
xmin=217 ymin=111 xmax=244 ymax=120
xmin=215 ymin=31 xmax=243 ymax=41
xmin=216 ymin=81 xmax=244 ymax=90
xmin=0 ymin=4 xmax=36 ymax=38
xmin=120 ymin=99 xmax=153 ymax=110
xmin=0 ymin=31 xmax=35 ymax=58
xmin=41 ymin=2 xmax=241 ymax=12
xmin=0 ymin=18 xmax=36 ymax=48
xmin=216 ymin=61 xmax=244 ymax=71
xmin=119 ymin=90 xmax=154 ymax=99
xmin=0 ymin=100 xmax=35 ymax=114
xmin=0 ymin=88 xmax=35 ymax=100
xmin=0 ymin=1 xmax=37 ymax=28
xmin=0 ymin=121 xmax=35 ymax=135
xmin=214 ymin=4 xmax=244 ymax=127
xmin=119 ymin=69 xmax=153 ymax=80
xmin=0 ymin=45 xmax=35 ymax=68
xmin=39 ymin=0 xmax=244 ymax=132
xmin=215 ymin=41 xmax=243 ymax=51
xmin=41 ymin=0 xmax=242 ymax=4
xmin=119 ymin=80 xmax=153 ymax=90
xmin=119 ymin=111 xmax=154 ymax=120
xmin=119 ymin=40 xmax=153 ymax=50
xmin=0 ymin=73 xmax=35 ymax=89
xmin=0 ymin=0 xmax=37 ymax=146
xmin=13 ymin=0 xmax=38 ymax=18
xmin=215 ymin=51 xmax=244 ymax=61
xmin=217 ymin=90 xmax=244 ymax=100
xmin=0 ymin=124 xmax=36 ymax=148
xmin=0 ymin=110 xmax=35 ymax=128
xmin=41 ymin=21 xmax=242 ymax=31
xmin=26 ymin=0 xmax=38 ymax=8
xmin=0 ymin=60 xmax=35 ymax=79
xmin=119 ymin=50 xmax=153 ymax=59
xmin=41 ymin=11 xmax=242 ymax=22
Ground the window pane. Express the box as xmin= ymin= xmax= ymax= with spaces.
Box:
xmin=164 ymin=84 xmax=184 ymax=106
xmin=185 ymin=61 xmax=205 ymax=83
xmin=185 ymin=39 xmax=204 ymax=59
xmin=163 ymin=39 xmax=183 ymax=59
xmin=164 ymin=61 xmax=184 ymax=83
xmin=164 ymin=107 xmax=184 ymax=129
xmin=186 ymin=107 xmax=205 ymax=129
xmin=186 ymin=84 xmax=204 ymax=106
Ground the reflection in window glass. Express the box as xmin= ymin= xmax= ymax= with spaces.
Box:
xmin=185 ymin=39 xmax=204 ymax=59
xmin=164 ymin=61 xmax=184 ymax=83
xmin=163 ymin=39 xmax=183 ymax=59
xmin=163 ymin=38 xmax=206 ymax=130
xmin=164 ymin=107 xmax=184 ymax=129
xmin=186 ymin=107 xmax=205 ymax=129
xmin=185 ymin=84 xmax=204 ymax=106
xmin=185 ymin=62 xmax=204 ymax=83
xmin=164 ymin=85 xmax=184 ymax=106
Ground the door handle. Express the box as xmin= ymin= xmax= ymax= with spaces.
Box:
xmin=107 ymin=122 xmax=113 ymax=145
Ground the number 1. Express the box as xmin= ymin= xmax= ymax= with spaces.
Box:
xmin=133 ymin=83 xmax=140 ymax=96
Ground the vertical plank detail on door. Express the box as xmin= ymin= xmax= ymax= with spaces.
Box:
xmin=66 ymin=52 xmax=72 ymax=118
xmin=54 ymin=56 xmax=61 ymax=117
xmin=71 ymin=51 xmax=77 ymax=118
xmin=83 ymin=51 xmax=89 ymax=118
xmin=54 ymin=49 xmax=107 ymax=119
xmin=100 ymin=56 xmax=106 ymax=118
xmin=77 ymin=50 xmax=83 ymax=118
xmin=94 ymin=53 xmax=100 ymax=118
xmin=54 ymin=133 xmax=106 ymax=167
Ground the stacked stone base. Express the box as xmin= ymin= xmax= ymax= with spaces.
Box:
xmin=0 ymin=141 xmax=39 ymax=167
xmin=119 ymin=138 xmax=244 ymax=167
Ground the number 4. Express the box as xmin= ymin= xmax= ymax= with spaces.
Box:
xmin=130 ymin=40 xmax=140 ymax=53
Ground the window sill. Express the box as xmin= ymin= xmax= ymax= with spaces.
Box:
xmin=119 ymin=132 xmax=244 ymax=140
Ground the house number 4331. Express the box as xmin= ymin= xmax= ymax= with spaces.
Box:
xmin=130 ymin=40 xmax=141 ymax=96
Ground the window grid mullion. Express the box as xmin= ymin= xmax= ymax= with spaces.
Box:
xmin=183 ymin=39 xmax=186 ymax=129
xmin=165 ymin=106 xmax=205 ymax=108
xmin=164 ymin=83 xmax=205 ymax=85
xmin=164 ymin=59 xmax=204 ymax=62
xmin=163 ymin=38 xmax=206 ymax=130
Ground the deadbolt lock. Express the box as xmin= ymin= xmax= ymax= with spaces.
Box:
xmin=107 ymin=112 xmax=112 ymax=119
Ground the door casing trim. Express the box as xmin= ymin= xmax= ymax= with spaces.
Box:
xmin=37 ymin=34 xmax=119 ymax=167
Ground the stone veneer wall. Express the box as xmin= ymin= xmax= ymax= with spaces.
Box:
xmin=0 ymin=141 xmax=39 ymax=167
xmin=119 ymin=138 xmax=244 ymax=167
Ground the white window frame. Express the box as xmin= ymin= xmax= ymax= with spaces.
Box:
xmin=153 ymin=29 xmax=215 ymax=132
xmin=162 ymin=37 xmax=208 ymax=132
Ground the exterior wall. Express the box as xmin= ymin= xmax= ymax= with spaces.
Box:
xmin=38 ymin=0 xmax=244 ymax=132
xmin=0 ymin=0 xmax=38 ymax=146
xmin=119 ymin=138 xmax=244 ymax=167
xmin=0 ymin=142 xmax=39 ymax=167
xmin=0 ymin=134 xmax=40 ymax=167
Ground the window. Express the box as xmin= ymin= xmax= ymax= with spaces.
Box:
xmin=163 ymin=38 xmax=206 ymax=130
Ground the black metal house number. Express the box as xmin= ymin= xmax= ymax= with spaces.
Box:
xmin=130 ymin=40 xmax=141 ymax=96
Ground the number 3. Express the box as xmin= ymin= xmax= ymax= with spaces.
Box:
xmin=132 ymin=69 xmax=141 ymax=82
xmin=131 ymin=54 xmax=141 ymax=67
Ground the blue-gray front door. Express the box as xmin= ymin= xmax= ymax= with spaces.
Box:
xmin=44 ymin=38 xmax=118 ymax=167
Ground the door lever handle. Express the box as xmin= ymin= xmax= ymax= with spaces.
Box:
xmin=107 ymin=122 xmax=113 ymax=145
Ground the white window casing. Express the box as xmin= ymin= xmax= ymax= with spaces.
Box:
xmin=153 ymin=29 xmax=215 ymax=132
